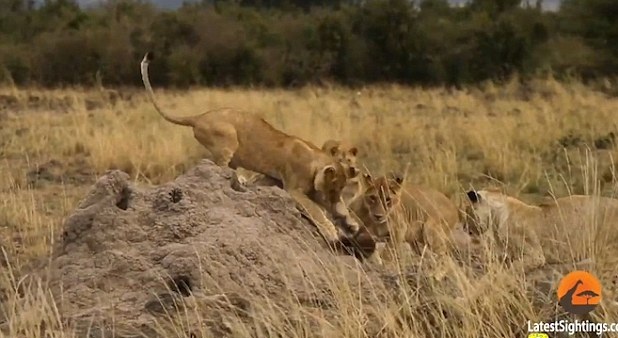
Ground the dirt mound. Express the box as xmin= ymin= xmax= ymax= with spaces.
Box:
xmin=6 ymin=160 xmax=592 ymax=337
xmin=46 ymin=160 xmax=406 ymax=337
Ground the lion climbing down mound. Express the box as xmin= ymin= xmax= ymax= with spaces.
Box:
xmin=45 ymin=160 xmax=388 ymax=337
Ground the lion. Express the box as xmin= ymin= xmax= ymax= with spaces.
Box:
xmin=321 ymin=139 xmax=358 ymax=172
xmin=462 ymin=188 xmax=618 ymax=273
xmin=243 ymin=139 xmax=362 ymax=204
xmin=348 ymin=172 xmax=461 ymax=263
xmin=140 ymin=52 xmax=363 ymax=248
xmin=321 ymin=139 xmax=361 ymax=205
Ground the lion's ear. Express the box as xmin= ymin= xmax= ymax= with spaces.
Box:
xmin=348 ymin=147 xmax=358 ymax=157
xmin=387 ymin=173 xmax=404 ymax=193
xmin=466 ymin=190 xmax=480 ymax=203
xmin=323 ymin=165 xmax=337 ymax=181
xmin=388 ymin=172 xmax=404 ymax=185
xmin=321 ymin=145 xmax=339 ymax=156
xmin=394 ymin=175 xmax=404 ymax=185
xmin=322 ymin=140 xmax=340 ymax=156
xmin=314 ymin=165 xmax=338 ymax=191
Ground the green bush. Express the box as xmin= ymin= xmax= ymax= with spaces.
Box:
xmin=0 ymin=0 xmax=616 ymax=87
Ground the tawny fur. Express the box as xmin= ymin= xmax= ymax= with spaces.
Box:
xmin=463 ymin=189 xmax=618 ymax=272
xmin=246 ymin=139 xmax=363 ymax=206
xmin=349 ymin=173 xmax=460 ymax=262
xmin=140 ymin=52 xmax=360 ymax=244
xmin=320 ymin=139 xmax=361 ymax=205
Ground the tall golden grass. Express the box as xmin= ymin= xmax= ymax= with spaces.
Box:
xmin=1 ymin=76 xmax=618 ymax=337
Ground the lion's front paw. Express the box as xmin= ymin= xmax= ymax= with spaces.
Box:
xmin=367 ymin=252 xmax=384 ymax=265
xmin=230 ymin=171 xmax=248 ymax=192
xmin=348 ymin=220 xmax=360 ymax=234
xmin=337 ymin=216 xmax=360 ymax=236
xmin=336 ymin=230 xmax=377 ymax=262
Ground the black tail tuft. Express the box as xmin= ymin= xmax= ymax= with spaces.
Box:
xmin=144 ymin=51 xmax=154 ymax=62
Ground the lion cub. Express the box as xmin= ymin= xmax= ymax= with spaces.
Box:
xmin=349 ymin=173 xmax=460 ymax=262
xmin=140 ymin=52 xmax=360 ymax=245
xmin=462 ymin=189 xmax=618 ymax=272
xmin=321 ymin=139 xmax=361 ymax=205
xmin=321 ymin=139 xmax=358 ymax=172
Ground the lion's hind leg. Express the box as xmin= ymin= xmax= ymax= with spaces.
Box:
xmin=193 ymin=123 xmax=239 ymax=167
xmin=194 ymin=124 xmax=250 ymax=192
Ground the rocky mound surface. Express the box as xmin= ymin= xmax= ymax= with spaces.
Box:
xmin=30 ymin=159 xmax=588 ymax=338
xmin=46 ymin=160 xmax=414 ymax=337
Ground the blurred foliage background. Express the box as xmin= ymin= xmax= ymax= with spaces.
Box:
xmin=0 ymin=0 xmax=616 ymax=88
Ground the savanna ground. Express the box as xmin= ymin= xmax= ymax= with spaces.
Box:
xmin=2 ymin=76 xmax=618 ymax=337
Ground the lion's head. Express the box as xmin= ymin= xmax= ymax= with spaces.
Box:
xmin=357 ymin=173 xmax=404 ymax=236
xmin=313 ymin=162 xmax=349 ymax=207
xmin=322 ymin=140 xmax=360 ymax=181
xmin=462 ymin=189 xmax=510 ymax=236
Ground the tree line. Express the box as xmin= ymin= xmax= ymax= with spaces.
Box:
xmin=0 ymin=0 xmax=616 ymax=88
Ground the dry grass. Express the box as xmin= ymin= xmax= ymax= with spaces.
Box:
xmin=1 ymin=76 xmax=618 ymax=337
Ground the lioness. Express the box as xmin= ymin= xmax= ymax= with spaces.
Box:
xmin=140 ymin=52 xmax=360 ymax=246
xmin=245 ymin=139 xmax=362 ymax=203
xmin=462 ymin=189 xmax=618 ymax=272
xmin=349 ymin=173 xmax=460 ymax=262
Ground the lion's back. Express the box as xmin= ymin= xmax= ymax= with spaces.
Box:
xmin=400 ymin=184 xmax=459 ymax=230
xmin=535 ymin=195 xmax=618 ymax=263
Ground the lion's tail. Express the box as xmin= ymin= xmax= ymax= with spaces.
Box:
xmin=140 ymin=52 xmax=193 ymax=127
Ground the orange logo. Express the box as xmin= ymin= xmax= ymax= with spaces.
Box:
xmin=557 ymin=270 xmax=601 ymax=315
